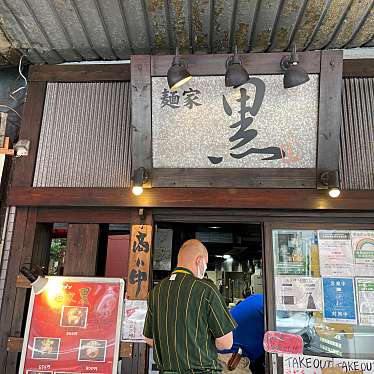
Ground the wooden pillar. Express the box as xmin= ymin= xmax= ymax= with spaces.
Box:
xmin=64 ymin=224 xmax=100 ymax=276
xmin=0 ymin=208 xmax=37 ymax=374
xmin=122 ymin=208 xmax=153 ymax=374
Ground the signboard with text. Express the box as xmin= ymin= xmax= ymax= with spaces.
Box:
xmin=152 ymin=75 xmax=319 ymax=169
xmin=19 ymin=277 xmax=124 ymax=374
xmin=127 ymin=224 xmax=152 ymax=300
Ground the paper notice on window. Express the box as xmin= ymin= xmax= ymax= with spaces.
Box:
xmin=283 ymin=355 xmax=374 ymax=374
xmin=283 ymin=354 xmax=334 ymax=374
xmin=322 ymin=277 xmax=357 ymax=324
xmin=318 ymin=231 xmax=353 ymax=277
xmin=356 ymin=278 xmax=374 ymax=326
xmin=275 ymin=276 xmax=322 ymax=311
xmin=122 ymin=300 xmax=148 ymax=342
xmin=352 ymin=231 xmax=374 ymax=276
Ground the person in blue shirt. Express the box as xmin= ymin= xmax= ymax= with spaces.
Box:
xmin=221 ymin=294 xmax=265 ymax=373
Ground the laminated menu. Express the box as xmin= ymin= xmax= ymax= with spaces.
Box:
xmin=19 ymin=277 xmax=124 ymax=374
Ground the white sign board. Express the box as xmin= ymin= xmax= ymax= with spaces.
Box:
xmin=352 ymin=231 xmax=374 ymax=276
xmin=284 ymin=355 xmax=374 ymax=374
xmin=356 ymin=278 xmax=374 ymax=326
xmin=152 ymin=75 xmax=319 ymax=168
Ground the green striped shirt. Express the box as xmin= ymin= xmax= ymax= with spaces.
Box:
xmin=143 ymin=268 xmax=237 ymax=373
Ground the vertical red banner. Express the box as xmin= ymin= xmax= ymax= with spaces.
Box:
xmin=19 ymin=277 xmax=124 ymax=374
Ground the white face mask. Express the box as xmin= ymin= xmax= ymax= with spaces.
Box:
xmin=197 ymin=259 xmax=207 ymax=279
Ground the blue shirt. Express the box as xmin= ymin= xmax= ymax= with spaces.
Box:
xmin=220 ymin=294 xmax=265 ymax=361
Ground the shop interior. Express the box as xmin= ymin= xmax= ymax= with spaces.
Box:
xmin=152 ymin=222 xmax=264 ymax=305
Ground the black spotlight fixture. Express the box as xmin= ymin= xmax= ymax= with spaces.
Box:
xmin=280 ymin=45 xmax=310 ymax=89
xmin=132 ymin=167 xmax=149 ymax=196
xmin=225 ymin=45 xmax=249 ymax=88
xmin=20 ymin=264 xmax=48 ymax=294
xmin=320 ymin=170 xmax=341 ymax=198
xmin=167 ymin=47 xmax=192 ymax=91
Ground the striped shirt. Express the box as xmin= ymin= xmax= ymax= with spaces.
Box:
xmin=143 ymin=268 xmax=237 ymax=373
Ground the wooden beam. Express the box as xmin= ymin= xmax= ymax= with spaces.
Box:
xmin=64 ymin=224 xmax=100 ymax=276
xmin=151 ymin=51 xmax=321 ymax=76
xmin=317 ymin=50 xmax=343 ymax=188
xmin=153 ymin=168 xmax=316 ymax=188
xmin=36 ymin=207 xmax=132 ymax=223
xmin=7 ymin=337 xmax=134 ymax=358
xmin=131 ymin=55 xmax=152 ymax=181
xmin=12 ymin=82 xmax=47 ymax=187
xmin=29 ymin=64 xmax=131 ymax=82
xmin=343 ymin=59 xmax=374 ymax=77
xmin=7 ymin=187 xmax=374 ymax=210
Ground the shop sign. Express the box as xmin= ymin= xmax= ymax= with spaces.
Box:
xmin=128 ymin=224 xmax=152 ymax=300
xmin=284 ymin=354 xmax=374 ymax=374
xmin=19 ymin=277 xmax=124 ymax=374
xmin=152 ymin=75 xmax=319 ymax=168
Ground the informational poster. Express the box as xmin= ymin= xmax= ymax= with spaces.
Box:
xmin=122 ymin=300 xmax=147 ymax=342
xmin=322 ymin=277 xmax=357 ymax=324
xmin=153 ymin=228 xmax=173 ymax=271
xmin=283 ymin=354 xmax=334 ymax=374
xmin=356 ymin=278 xmax=374 ymax=326
xmin=284 ymin=355 xmax=374 ymax=374
xmin=273 ymin=230 xmax=312 ymax=276
xmin=19 ymin=277 xmax=124 ymax=374
xmin=275 ymin=276 xmax=322 ymax=311
xmin=318 ymin=231 xmax=354 ymax=277
xmin=352 ymin=231 xmax=374 ymax=276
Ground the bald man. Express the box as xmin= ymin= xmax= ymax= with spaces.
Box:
xmin=143 ymin=239 xmax=237 ymax=373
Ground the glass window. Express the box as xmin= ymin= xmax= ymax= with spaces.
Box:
xmin=272 ymin=229 xmax=374 ymax=359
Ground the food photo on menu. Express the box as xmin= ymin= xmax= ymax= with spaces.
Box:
xmin=60 ymin=306 xmax=89 ymax=328
xmin=78 ymin=339 xmax=107 ymax=362
xmin=31 ymin=337 xmax=60 ymax=360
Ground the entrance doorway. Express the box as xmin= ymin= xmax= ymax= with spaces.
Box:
xmin=150 ymin=221 xmax=265 ymax=373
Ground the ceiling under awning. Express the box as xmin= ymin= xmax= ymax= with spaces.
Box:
xmin=0 ymin=0 xmax=372 ymax=66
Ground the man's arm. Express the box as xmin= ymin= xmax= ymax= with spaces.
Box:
xmin=143 ymin=292 xmax=154 ymax=346
xmin=215 ymin=331 xmax=233 ymax=350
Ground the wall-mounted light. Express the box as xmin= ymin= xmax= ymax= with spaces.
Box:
xmin=20 ymin=264 xmax=48 ymax=295
xmin=132 ymin=167 xmax=149 ymax=196
xmin=280 ymin=45 xmax=310 ymax=89
xmin=13 ymin=139 xmax=30 ymax=157
xmin=225 ymin=45 xmax=249 ymax=88
xmin=320 ymin=170 xmax=341 ymax=198
xmin=167 ymin=47 xmax=192 ymax=91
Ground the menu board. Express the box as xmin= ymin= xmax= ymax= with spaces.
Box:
xmin=19 ymin=277 xmax=124 ymax=374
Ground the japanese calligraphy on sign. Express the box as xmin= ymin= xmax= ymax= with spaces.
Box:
xmin=128 ymin=225 xmax=152 ymax=300
xmin=152 ymin=75 xmax=319 ymax=168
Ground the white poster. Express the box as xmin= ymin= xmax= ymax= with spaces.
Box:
xmin=284 ymin=355 xmax=374 ymax=374
xmin=283 ymin=354 xmax=334 ymax=374
xmin=122 ymin=300 xmax=147 ymax=342
xmin=318 ymin=231 xmax=354 ymax=277
xmin=356 ymin=278 xmax=374 ymax=326
xmin=352 ymin=231 xmax=374 ymax=276
xmin=275 ymin=276 xmax=322 ymax=311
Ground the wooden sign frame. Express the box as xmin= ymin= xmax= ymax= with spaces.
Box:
xmin=131 ymin=51 xmax=343 ymax=189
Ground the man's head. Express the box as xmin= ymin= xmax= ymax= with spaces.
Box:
xmin=177 ymin=239 xmax=208 ymax=279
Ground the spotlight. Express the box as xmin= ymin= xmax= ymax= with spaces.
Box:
xmin=167 ymin=47 xmax=192 ymax=91
xmin=320 ymin=170 xmax=341 ymax=198
xmin=20 ymin=264 xmax=48 ymax=295
xmin=280 ymin=45 xmax=310 ymax=89
xmin=132 ymin=167 xmax=149 ymax=196
xmin=225 ymin=45 xmax=249 ymax=88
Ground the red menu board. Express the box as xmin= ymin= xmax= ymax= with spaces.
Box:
xmin=19 ymin=277 xmax=124 ymax=374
